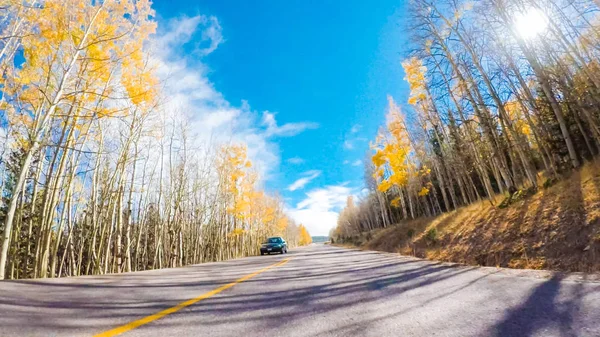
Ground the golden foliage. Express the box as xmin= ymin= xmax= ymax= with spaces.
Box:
xmin=402 ymin=57 xmax=428 ymax=106
xmin=13 ymin=0 xmax=157 ymax=119
xmin=504 ymin=101 xmax=532 ymax=138
xmin=371 ymin=97 xmax=413 ymax=192
xmin=298 ymin=224 xmax=312 ymax=246
xmin=216 ymin=144 xmax=302 ymax=245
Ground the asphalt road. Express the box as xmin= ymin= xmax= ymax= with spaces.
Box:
xmin=1 ymin=244 xmax=600 ymax=337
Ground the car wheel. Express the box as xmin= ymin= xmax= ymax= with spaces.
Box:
xmin=261 ymin=252 xmax=264 ymax=256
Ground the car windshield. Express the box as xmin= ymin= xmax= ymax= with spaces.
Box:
xmin=267 ymin=238 xmax=280 ymax=243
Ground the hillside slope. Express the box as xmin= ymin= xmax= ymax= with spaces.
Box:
xmin=355 ymin=162 xmax=600 ymax=273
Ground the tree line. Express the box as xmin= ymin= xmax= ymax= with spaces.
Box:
xmin=335 ymin=0 xmax=600 ymax=240
xmin=0 ymin=0 xmax=310 ymax=280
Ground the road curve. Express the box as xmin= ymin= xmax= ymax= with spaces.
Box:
xmin=1 ymin=244 xmax=599 ymax=337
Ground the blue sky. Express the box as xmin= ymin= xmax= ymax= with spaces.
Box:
xmin=152 ymin=0 xmax=411 ymax=236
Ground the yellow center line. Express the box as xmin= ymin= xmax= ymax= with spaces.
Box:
xmin=94 ymin=258 xmax=291 ymax=337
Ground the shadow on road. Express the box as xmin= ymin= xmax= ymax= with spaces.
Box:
xmin=489 ymin=274 xmax=587 ymax=337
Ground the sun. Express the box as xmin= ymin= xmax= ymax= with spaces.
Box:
xmin=515 ymin=8 xmax=549 ymax=40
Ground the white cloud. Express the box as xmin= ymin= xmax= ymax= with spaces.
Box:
xmin=343 ymin=160 xmax=362 ymax=166
xmin=288 ymin=184 xmax=357 ymax=236
xmin=288 ymin=170 xmax=321 ymax=191
xmin=198 ymin=16 xmax=223 ymax=55
xmin=342 ymin=125 xmax=363 ymax=152
xmin=262 ymin=111 xmax=319 ymax=137
xmin=286 ymin=157 xmax=304 ymax=165
xmin=155 ymin=15 xmax=223 ymax=57
xmin=151 ymin=15 xmax=315 ymax=180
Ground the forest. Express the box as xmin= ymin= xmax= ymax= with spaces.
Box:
xmin=0 ymin=0 xmax=312 ymax=280
xmin=335 ymin=0 xmax=600 ymax=242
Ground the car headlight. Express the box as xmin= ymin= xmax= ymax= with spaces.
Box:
xmin=261 ymin=244 xmax=267 ymax=248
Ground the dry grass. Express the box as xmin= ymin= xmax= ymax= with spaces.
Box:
xmin=362 ymin=161 xmax=600 ymax=273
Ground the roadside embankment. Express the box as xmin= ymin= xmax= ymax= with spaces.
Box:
xmin=338 ymin=162 xmax=600 ymax=273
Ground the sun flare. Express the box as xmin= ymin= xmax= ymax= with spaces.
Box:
xmin=515 ymin=8 xmax=549 ymax=40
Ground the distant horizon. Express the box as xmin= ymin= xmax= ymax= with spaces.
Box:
xmin=311 ymin=236 xmax=330 ymax=243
